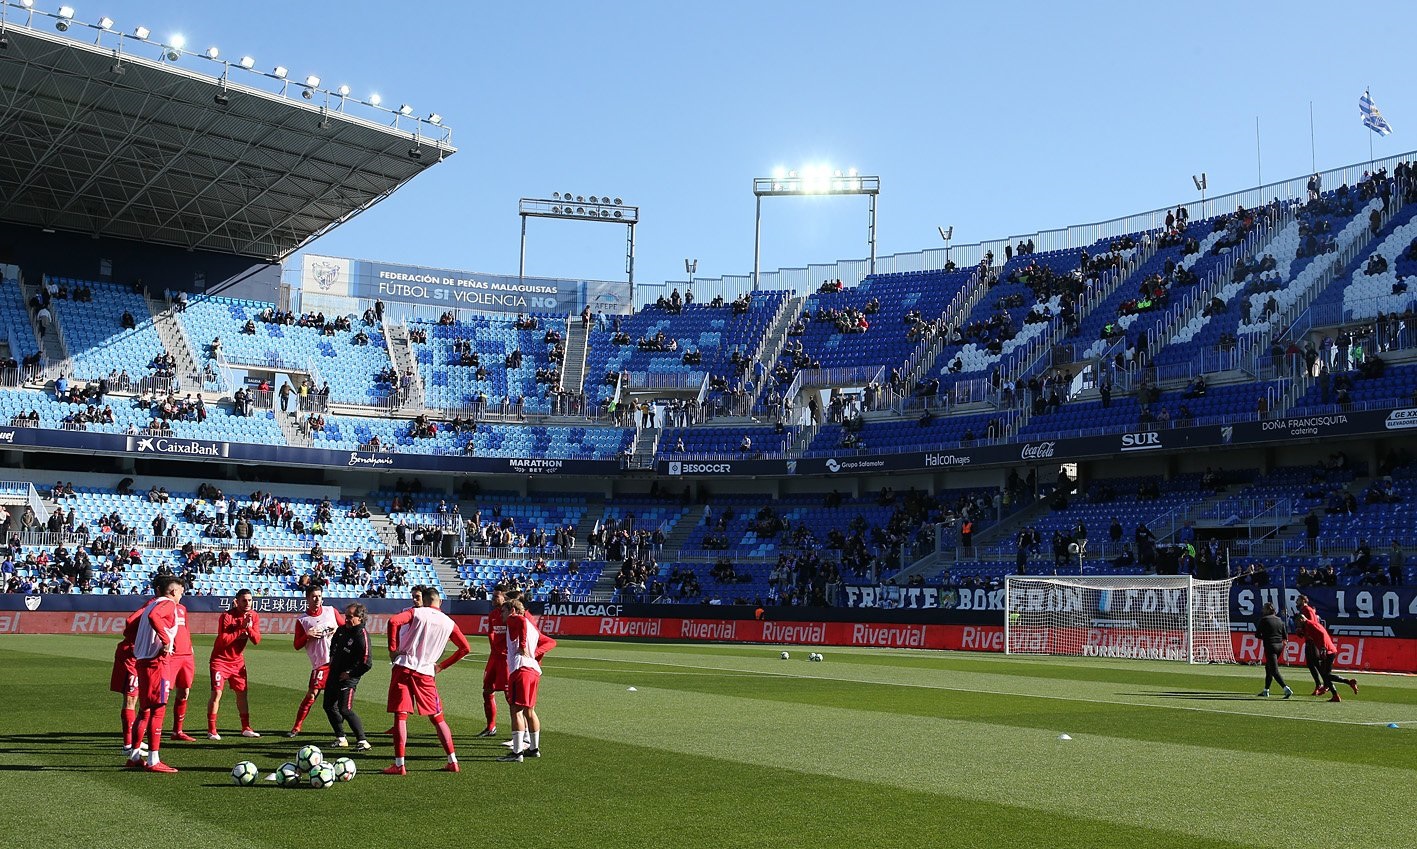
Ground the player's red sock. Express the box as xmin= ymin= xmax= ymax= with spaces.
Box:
xmin=121 ymin=707 xmax=136 ymax=747
xmin=294 ymin=694 xmax=316 ymax=731
xmin=239 ymin=711 xmax=252 ymax=731
xmin=129 ymin=712 xmax=148 ymax=752
xmin=172 ymin=700 xmax=187 ymax=733
xmin=148 ymin=705 xmax=167 ymax=754
xmin=393 ymin=715 xmax=408 ymax=759
xmin=482 ymin=692 xmax=496 ymax=728
xmin=207 ymin=711 xmax=219 ymax=735
xmin=431 ymin=713 xmax=455 ymax=755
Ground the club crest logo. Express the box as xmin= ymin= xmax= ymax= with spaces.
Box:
xmin=312 ymin=260 xmax=341 ymax=292
xmin=24 ymin=595 xmax=41 ymax=610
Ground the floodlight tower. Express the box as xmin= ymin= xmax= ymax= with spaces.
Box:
xmin=519 ymin=194 xmax=639 ymax=302
xmin=752 ymin=166 xmax=879 ymax=290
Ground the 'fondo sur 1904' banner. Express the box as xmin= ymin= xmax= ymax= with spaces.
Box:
xmin=298 ymin=254 xmax=630 ymax=315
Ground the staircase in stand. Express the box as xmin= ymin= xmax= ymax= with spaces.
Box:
xmin=21 ymin=278 xmax=67 ymax=376
xmin=274 ymin=405 xmax=312 ymax=447
xmin=561 ymin=315 xmax=591 ymax=397
xmin=629 ymin=424 xmax=660 ymax=469
xmin=146 ymin=297 xmax=204 ymax=391
xmin=384 ymin=322 xmax=426 ymax=411
xmin=752 ymin=295 xmax=805 ymax=377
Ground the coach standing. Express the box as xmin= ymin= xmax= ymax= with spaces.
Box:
xmin=1256 ymin=603 xmax=1293 ymax=699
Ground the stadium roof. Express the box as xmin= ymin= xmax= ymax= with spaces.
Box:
xmin=0 ymin=22 xmax=455 ymax=260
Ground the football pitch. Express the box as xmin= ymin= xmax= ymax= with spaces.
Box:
xmin=0 ymin=636 xmax=1412 ymax=849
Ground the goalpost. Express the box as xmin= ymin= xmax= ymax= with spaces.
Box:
xmin=1004 ymin=575 xmax=1235 ymax=664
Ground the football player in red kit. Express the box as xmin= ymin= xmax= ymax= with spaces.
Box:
xmin=208 ymin=589 xmax=262 ymax=739
xmin=288 ymin=585 xmax=344 ymax=737
xmin=382 ymin=586 xmax=470 ymax=775
xmin=126 ymin=576 xmax=185 ymax=773
xmin=477 ymin=584 xmax=509 ymax=737
xmin=497 ymin=597 xmax=556 ymax=763
xmin=112 ymin=593 xmax=153 ymax=759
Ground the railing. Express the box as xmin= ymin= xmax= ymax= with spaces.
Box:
xmin=0 ymin=480 xmax=46 ymax=521
xmin=625 ymin=371 xmax=708 ymax=391
xmin=1145 ymin=209 xmax=1286 ymax=357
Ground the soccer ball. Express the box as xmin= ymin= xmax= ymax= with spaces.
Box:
xmin=296 ymin=744 xmax=323 ymax=772
xmin=274 ymin=762 xmax=301 ymax=787
xmin=332 ymin=757 xmax=357 ymax=782
xmin=308 ymin=762 xmax=337 ymax=789
xmin=809 ymin=652 xmax=823 ymax=662
xmin=230 ymin=761 xmax=259 ymax=786
xmin=780 ymin=651 xmax=790 ymax=660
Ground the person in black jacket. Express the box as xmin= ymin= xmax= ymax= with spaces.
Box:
xmin=1255 ymin=602 xmax=1293 ymax=699
xmin=325 ymin=602 xmax=373 ymax=749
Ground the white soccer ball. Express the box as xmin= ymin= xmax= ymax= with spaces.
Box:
xmin=809 ymin=652 xmax=823 ymax=662
xmin=296 ymin=744 xmax=323 ymax=772
xmin=230 ymin=760 xmax=259 ymax=786
xmin=308 ymin=762 xmax=337 ymax=789
xmin=780 ymin=651 xmax=790 ymax=660
xmin=274 ymin=762 xmax=301 ymax=786
xmin=332 ymin=757 xmax=357 ymax=782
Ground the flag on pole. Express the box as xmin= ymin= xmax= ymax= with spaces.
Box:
xmin=1360 ymin=90 xmax=1393 ymax=136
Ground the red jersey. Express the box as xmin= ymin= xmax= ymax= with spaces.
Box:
xmin=173 ymin=603 xmax=193 ymax=657
xmin=1296 ymin=617 xmax=1338 ymax=655
xmin=133 ymin=598 xmax=179 ymax=661
xmin=210 ymin=609 xmax=262 ymax=665
xmin=487 ymin=606 xmax=507 ymax=663
xmin=117 ymin=598 xmax=153 ymax=657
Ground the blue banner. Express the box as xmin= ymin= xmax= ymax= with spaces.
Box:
xmin=0 ymin=425 xmax=619 ymax=478
xmin=841 ymin=585 xmax=1417 ymax=637
xmin=300 ymin=254 xmax=630 ymax=315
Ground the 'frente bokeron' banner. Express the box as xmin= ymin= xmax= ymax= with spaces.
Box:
xmin=300 ymin=254 xmax=630 ymax=315
xmin=8 ymin=611 xmax=1414 ymax=674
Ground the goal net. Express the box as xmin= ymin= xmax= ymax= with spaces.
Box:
xmin=1004 ymin=575 xmax=1234 ymax=664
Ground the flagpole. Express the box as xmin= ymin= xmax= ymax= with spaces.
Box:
xmin=1255 ymin=116 xmax=1262 ymax=187
xmin=1309 ymin=100 xmax=1316 ymax=173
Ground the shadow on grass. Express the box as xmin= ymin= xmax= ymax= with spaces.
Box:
xmin=1122 ymin=691 xmax=1256 ymax=701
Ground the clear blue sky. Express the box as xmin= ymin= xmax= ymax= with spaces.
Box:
xmin=48 ymin=0 xmax=1417 ymax=286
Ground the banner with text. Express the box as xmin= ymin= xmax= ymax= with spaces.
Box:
xmin=300 ymin=254 xmax=629 ymax=315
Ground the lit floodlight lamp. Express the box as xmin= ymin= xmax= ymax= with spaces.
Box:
xmin=398 ymin=103 xmax=413 ymax=116
xmin=204 ymin=46 xmax=218 ymax=59
xmin=169 ymin=33 xmax=184 ymax=49
xmin=848 ymin=168 xmax=858 ymax=177
xmin=19 ymin=0 xmax=33 ymax=7
xmin=132 ymin=25 xmax=148 ymax=39
xmin=337 ymin=84 xmax=350 ymax=96
xmin=97 ymin=16 xmax=113 ymax=29
xmin=428 ymin=112 xmax=442 ymax=125
xmin=238 ymin=55 xmax=254 ymax=69
xmin=272 ymin=65 xmax=287 ymax=79
xmin=772 ymin=167 xmax=787 ymax=179
xmin=368 ymin=93 xmax=381 ymax=106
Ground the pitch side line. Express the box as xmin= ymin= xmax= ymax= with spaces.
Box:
xmin=561 ymin=654 xmax=1414 ymax=728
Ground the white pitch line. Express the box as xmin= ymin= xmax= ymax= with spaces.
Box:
xmin=559 ymin=653 xmax=1416 ymax=728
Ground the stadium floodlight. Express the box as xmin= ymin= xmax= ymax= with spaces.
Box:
xmin=1004 ymin=575 xmax=1235 ymax=664
xmin=96 ymin=16 xmax=112 ymax=29
xmin=304 ymin=74 xmax=320 ymax=88
xmin=685 ymin=258 xmax=698 ymax=295
xmin=752 ymin=167 xmax=881 ymax=289
xmin=19 ymin=0 xmax=33 ymax=6
xmin=272 ymin=65 xmax=287 ymax=79
xmin=54 ymin=6 xmax=73 ymax=31
xmin=213 ymin=89 xmax=229 ymax=107
xmin=938 ymin=225 xmax=953 ymax=264
xmin=204 ymin=46 xmax=218 ymax=59
xmin=427 ymin=112 xmax=442 ymax=125
xmin=0 ymin=36 xmax=8 ymax=50
xmin=238 ymin=55 xmax=254 ymax=69
xmin=519 ymin=193 xmax=640 ymax=301
xmin=168 ymin=33 xmax=184 ymax=49
xmin=398 ymin=103 xmax=413 ymax=116
xmin=337 ymin=84 xmax=350 ymax=96
xmin=368 ymin=93 xmax=381 ymax=106
xmin=132 ymin=24 xmax=148 ymax=39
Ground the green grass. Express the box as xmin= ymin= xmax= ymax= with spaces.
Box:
xmin=0 ymin=636 xmax=1412 ymax=848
